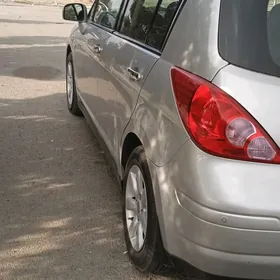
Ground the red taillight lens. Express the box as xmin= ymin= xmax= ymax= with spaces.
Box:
xmin=171 ymin=67 xmax=280 ymax=163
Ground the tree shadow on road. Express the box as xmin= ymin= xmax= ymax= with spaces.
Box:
xmin=0 ymin=92 xmax=193 ymax=280
xmin=0 ymin=28 xmax=234 ymax=280
xmin=0 ymin=36 xmax=66 ymax=45
xmin=0 ymin=92 xmax=131 ymax=279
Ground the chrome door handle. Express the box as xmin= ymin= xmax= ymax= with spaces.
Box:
xmin=93 ymin=44 xmax=103 ymax=54
xmin=127 ymin=67 xmax=142 ymax=82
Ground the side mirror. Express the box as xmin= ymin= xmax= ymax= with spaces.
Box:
xmin=63 ymin=3 xmax=87 ymax=22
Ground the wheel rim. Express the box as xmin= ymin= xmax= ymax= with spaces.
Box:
xmin=125 ymin=165 xmax=148 ymax=252
xmin=66 ymin=61 xmax=74 ymax=106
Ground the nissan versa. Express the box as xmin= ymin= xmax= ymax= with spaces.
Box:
xmin=62 ymin=0 xmax=280 ymax=279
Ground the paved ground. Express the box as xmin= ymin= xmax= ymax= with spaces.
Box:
xmin=0 ymin=0 xmax=92 ymax=6
xmin=0 ymin=4 xmax=198 ymax=280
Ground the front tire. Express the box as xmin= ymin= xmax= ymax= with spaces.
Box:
xmin=123 ymin=146 xmax=169 ymax=274
xmin=66 ymin=53 xmax=82 ymax=116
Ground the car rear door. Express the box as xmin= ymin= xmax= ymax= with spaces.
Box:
xmin=104 ymin=0 xmax=181 ymax=165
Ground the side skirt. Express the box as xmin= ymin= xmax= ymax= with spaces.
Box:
xmin=77 ymin=95 xmax=123 ymax=191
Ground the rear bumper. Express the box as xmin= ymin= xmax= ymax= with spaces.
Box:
xmin=176 ymin=234 xmax=280 ymax=280
xmin=173 ymin=190 xmax=280 ymax=279
xmin=147 ymin=139 xmax=280 ymax=279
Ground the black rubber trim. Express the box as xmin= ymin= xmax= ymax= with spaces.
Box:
xmin=113 ymin=31 xmax=161 ymax=55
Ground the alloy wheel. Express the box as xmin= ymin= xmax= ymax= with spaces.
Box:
xmin=125 ymin=165 xmax=148 ymax=252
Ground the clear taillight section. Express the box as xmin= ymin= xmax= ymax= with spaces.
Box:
xmin=171 ymin=66 xmax=280 ymax=163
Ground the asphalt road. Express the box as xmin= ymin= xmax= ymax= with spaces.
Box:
xmin=0 ymin=4 xmax=196 ymax=280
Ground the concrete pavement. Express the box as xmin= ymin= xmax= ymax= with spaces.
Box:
xmin=0 ymin=0 xmax=92 ymax=7
xmin=0 ymin=4 xmax=194 ymax=280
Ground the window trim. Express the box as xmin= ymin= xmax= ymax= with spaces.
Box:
xmin=113 ymin=31 xmax=161 ymax=55
xmin=90 ymin=21 xmax=116 ymax=33
xmin=86 ymin=0 xmax=186 ymax=54
xmin=116 ymin=0 xmax=185 ymax=52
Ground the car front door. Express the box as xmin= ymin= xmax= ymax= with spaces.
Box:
xmin=74 ymin=0 xmax=124 ymax=132
xmin=83 ymin=0 xmax=126 ymax=163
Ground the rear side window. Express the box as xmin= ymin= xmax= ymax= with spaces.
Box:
xmin=219 ymin=0 xmax=280 ymax=78
xmin=92 ymin=0 xmax=123 ymax=29
xmin=147 ymin=1 xmax=180 ymax=49
xmin=120 ymin=0 xmax=181 ymax=50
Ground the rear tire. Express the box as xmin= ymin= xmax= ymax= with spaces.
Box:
xmin=122 ymin=146 xmax=169 ymax=274
xmin=66 ymin=53 xmax=82 ymax=116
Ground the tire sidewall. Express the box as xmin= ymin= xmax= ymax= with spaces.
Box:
xmin=66 ymin=53 xmax=75 ymax=110
xmin=123 ymin=146 xmax=160 ymax=272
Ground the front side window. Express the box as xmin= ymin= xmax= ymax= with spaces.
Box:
xmin=120 ymin=0 xmax=181 ymax=49
xmin=219 ymin=0 xmax=280 ymax=78
xmin=92 ymin=0 xmax=123 ymax=29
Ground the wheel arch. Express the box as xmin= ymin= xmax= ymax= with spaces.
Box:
xmin=121 ymin=132 xmax=143 ymax=171
xmin=120 ymin=130 xmax=170 ymax=260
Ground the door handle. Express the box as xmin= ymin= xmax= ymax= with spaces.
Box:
xmin=127 ymin=67 xmax=142 ymax=82
xmin=93 ymin=44 xmax=103 ymax=54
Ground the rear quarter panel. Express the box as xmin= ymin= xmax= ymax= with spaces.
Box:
xmin=122 ymin=58 xmax=188 ymax=167
xmin=162 ymin=0 xmax=227 ymax=81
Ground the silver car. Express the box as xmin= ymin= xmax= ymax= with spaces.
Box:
xmin=63 ymin=0 xmax=280 ymax=279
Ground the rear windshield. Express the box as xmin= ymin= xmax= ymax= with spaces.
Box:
xmin=219 ymin=0 xmax=280 ymax=78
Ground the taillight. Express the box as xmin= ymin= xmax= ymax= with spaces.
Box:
xmin=171 ymin=67 xmax=280 ymax=163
